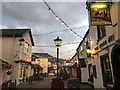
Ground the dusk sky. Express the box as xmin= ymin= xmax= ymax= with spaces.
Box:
xmin=1 ymin=0 xmax=89 ymax=59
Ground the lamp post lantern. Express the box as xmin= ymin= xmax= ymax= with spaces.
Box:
xmin=54 ymin=36 xmax=62 ymax=78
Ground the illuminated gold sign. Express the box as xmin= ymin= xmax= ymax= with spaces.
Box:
xmin=90 ymin=2 xmax=112 ymax=25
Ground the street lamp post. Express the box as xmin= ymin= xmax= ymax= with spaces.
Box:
xmin=64 ymin=59 xmax=66 ymax=71
xmin=54 ymin=36 xmax=62 ymax=78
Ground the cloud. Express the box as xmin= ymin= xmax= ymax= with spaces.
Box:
xmin=2 ymin=0 xmax=87 ymax=2
xmin=2 ymin=2 xmax=88 ymax=59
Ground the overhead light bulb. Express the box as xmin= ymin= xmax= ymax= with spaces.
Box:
xmin=70 ymin=30 xmax=72 ymax=33
xmin=75 ymin=34 xmax=78 ymax=37
xmin=61 ymin=22 xmax=64 ymax=25
xmin=67 ymin=27 xmax=70 ymax=29
xmin=56 ymin=17 xmax=59 ymax=20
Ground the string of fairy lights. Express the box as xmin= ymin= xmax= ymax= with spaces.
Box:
xmin=34 ymin=41 xmax=80 ymax=47
xmin=33 ymin=25 xmax=88 ymax=36
xmin=33 ymin=1 xmax=88 ymax=57
xmin=60 ymin=48 xmax=77 ymax=56
xmin=34 ymin=42 xmax=79 ymax=56
xmin=42 ymin=0 xmax=87 ymax=39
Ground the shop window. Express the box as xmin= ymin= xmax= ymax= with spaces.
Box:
xmin=97 ymin=25 xmax=106 ymax=40
xmin=100 ymin=54 xmax=113 ymax=87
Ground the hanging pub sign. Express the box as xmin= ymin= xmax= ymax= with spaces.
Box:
xmin=90 ymin=2 xmax=112 ymax=25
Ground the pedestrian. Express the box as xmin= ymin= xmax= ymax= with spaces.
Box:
xmin=28 ymin=76 xmax=33 ymax=84
xmin=26 ymin=77 xmax=28 ymax=82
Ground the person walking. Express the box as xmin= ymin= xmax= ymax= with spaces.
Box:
xmin=28 ymin=76 xmax=33 ymax=84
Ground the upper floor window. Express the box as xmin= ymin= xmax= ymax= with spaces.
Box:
xmin=24 ymin=42 xmax=29 ymax=53
xmin=97 ymin=25 xmax=106 ymax=40
xmin=79 ymin=58 xmax=86 ymax=68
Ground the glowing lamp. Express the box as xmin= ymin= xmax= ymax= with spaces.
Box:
xmin=54 ymin=36 xmax=62 ymax=47
xmin=86 ymin=49 xmax=91 ymax=54
xmin=75 ymin=59 xmax=79 ymax=64
xmin=86 ymin=49 xmax=96 ymax=55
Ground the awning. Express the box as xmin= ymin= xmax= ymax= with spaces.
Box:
xmin=31 ymin=64 xmax=43 ymax=70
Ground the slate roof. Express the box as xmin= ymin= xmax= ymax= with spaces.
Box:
xmin=0 ymin=29 xmax=34 ymax=46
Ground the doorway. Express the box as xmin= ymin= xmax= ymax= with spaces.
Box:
xmin=100 ymin=54 xmax=113 ymax=87
xmin=111 ymin=44 xmax=120 ymax=88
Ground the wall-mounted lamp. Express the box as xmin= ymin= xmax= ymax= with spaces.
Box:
xmin=88 ymin=37 xmax=91 ymax=42
xmin=75 ymin=59 xmax=79 ymax=64
xmin=86 ymin=49 xmax=96 ymax=55
xmin=86 ymin=49 xmax=96 ymax=59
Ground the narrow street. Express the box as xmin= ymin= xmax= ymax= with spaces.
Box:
xmin=2 ymin=1 xmax=119 ymax=89
xmin=16 ymin=76 xmax=94 ymax=89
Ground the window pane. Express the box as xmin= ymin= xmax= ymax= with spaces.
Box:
xmin=97 ymin=25 xmax=106 ymax=40
xmin=24 ymin=42 xmax=29 ymax=53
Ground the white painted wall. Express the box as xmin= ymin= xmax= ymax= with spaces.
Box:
xmin=87 ymin=2 xmax=120 ymax=88
xmin=81 ymin=68 xmax=89 ymax=82
xmin=78 ymin=31 xmax=90 ymax=83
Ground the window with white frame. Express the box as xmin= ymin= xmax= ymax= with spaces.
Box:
xmin=24 ymin=42 xmax=29 ymax=53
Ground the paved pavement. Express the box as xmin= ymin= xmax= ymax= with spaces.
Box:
xmin=16 ymin=76 xmax=94 ymax=89
xmin=64 ymin=80 xmax=94 ymax=89
xmin=80 ymin=83 xmax=94 ymax=89
xmin=17 ymin=76 xmax=55 ymax=88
